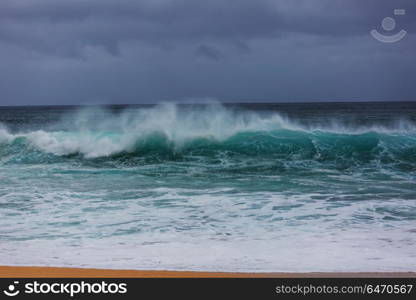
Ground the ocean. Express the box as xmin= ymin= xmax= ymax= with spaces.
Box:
xmin=0 ymin=102 xmax=415 ymax=272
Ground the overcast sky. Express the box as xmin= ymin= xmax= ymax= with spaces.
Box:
xmin=0 ymin=0 xmax=415 ymax=105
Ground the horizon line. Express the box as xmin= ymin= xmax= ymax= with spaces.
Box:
xmin=0 ymin=99 xmax=416 ymax=108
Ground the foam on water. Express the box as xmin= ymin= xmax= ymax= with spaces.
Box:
xmin=0 ymin=189 xmax=415 ymax=272
xmin=0 ymin=103 xmax=415 ymax=271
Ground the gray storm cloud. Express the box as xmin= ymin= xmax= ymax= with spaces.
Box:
xmin=0 ymin=0 xmax=415 ymax=105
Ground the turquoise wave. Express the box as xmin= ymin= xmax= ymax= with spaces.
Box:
xmin=1 ymin=129 xmax=415 ymax=170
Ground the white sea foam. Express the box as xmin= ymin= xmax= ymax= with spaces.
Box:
xmin=0 ymin=126 xmax=14 ymax=143
xmin=0 ymin=188 xmax=415 ymax=272
xmin=1 ymin=218 xmax=415 ymax=272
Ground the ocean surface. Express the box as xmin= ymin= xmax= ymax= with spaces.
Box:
xmin=0 ymin=102 xmax=415 ymax=272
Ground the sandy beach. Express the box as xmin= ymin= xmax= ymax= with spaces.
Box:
xmin=0 ymin=266 xmax=415 ymax=278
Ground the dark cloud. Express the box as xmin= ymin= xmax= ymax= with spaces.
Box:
xmin=195 ymin=45 xmax=222 ymax=61
xmin=0 ymin=0 xmax=415 ymax=105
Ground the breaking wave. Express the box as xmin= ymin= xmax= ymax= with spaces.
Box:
xmin=0 ymin=103 xmax=415 ymax=168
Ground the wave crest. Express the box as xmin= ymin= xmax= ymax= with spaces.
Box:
xmin=0 ymin=104 xmax=415 ymax=167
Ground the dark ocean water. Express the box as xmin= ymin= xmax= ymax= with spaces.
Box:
xmin=0 ymin=102 xmax=415 ymax=271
